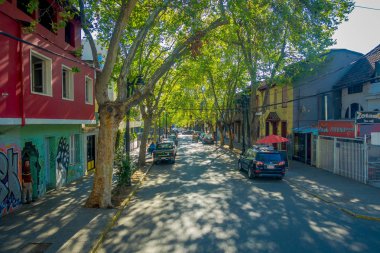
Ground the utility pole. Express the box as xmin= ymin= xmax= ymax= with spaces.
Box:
xmin=242 ymin=102 xmax=246 ymax=153
xmin=165 ymin=111 xmax=168 ymax=138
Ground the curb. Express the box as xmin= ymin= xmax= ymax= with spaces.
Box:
xmin=89 ymin=162 xmax=154 ymax=253
xmin=220 ymin=144 xmax=380 ymax=222
xmin=285 ymin=178 xmax=380 ymax=222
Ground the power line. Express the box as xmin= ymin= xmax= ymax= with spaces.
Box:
xmin=355 ymin=5 xmax=380 ymax=11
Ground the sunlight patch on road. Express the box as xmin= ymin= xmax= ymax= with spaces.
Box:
xmin=308 ymin=220 xmax=350 ymax=242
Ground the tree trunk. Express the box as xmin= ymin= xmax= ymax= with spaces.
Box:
xmin=138 ymin=117 xmax=152 ymax=166
xmin=217 ymin=122 xmax=224 ymax=146
xmin=228 ymin=127 xmax=234 ymax=150
xmin=85 ymin=104 xmax=123 ymax=208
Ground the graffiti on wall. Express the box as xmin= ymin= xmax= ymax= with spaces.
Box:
xmin=0 ymin=146 xmax=22 ymax=216
xmin=22 ymin=142 xmax=43 ymax=198
xmin=56 ymin=138 xmax=69 ymax=187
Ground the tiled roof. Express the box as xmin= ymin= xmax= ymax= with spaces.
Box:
xmin=266 ymin=112 xmax=281 ymax=122
xmin=336 ymin=44 xmax=380 ymax=87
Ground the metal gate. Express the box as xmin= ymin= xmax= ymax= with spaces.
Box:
xmin=316 ymin=136 xmax=334 ymax=172
xmin=317 ymin=136 xmax=366 ymax=183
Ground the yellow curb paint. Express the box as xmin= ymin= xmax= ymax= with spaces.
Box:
xmin=285 ymin=179 xmax=380 ymax=222
xmin=90 ymin=164 xmax=153 ymax=253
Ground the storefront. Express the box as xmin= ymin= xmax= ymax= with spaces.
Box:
xmin=292 ymin=127 xmax=318 ymax=165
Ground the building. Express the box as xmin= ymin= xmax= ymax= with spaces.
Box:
xmin=291 ymin=49 xmax=362 ymax=165
xmin=0 ymin=0 xmax=95 ymax=216
xmin=256 ymin=83 xmax=294 ymax=151
xmin=334 ymin=44 xmax=380 ymax=118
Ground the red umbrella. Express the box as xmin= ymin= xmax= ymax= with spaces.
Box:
xmin=256 ymin=134 xmax=289 ymax=144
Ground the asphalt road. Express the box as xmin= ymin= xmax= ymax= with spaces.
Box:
xmin=99 ymin=135 xmax=380 ymax=253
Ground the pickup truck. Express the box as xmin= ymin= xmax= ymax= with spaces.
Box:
xmin=153 ymin=141 xmax=177 ymax=164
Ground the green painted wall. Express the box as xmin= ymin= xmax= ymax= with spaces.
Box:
xmin=0 ymin=124 xmax=85 ymax=216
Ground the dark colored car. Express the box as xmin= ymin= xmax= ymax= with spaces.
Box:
xmin=168 ymin=134 xmax=179 ymax=146
xmin=153 ymin=141 xmax=177 ymax=164
xmin=202 ymin=134 xmax=214 ymax=144
xmin=238 ymin=148 xmax=286 ymax=179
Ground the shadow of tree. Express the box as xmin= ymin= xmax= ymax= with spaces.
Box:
xmin=99 ymin=136 xmax=380 ymax=253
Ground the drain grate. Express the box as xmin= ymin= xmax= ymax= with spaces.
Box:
xmin=22 ymin=243 xmax=52 ymax=253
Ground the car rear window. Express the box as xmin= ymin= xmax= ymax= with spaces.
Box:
xmin=256 ymin=153 xmax=282 ymax=162
xmin=157 ymin=143 xmax=173 ymax=149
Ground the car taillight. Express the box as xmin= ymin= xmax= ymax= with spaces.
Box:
xmin=256 ymin=161 xmax=264 ymax=166
xmin=278 ymin=161 xmax=285 ymax=166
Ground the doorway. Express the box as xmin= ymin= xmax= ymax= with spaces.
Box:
xmin=44 ymin=137 xmax=55 ymax=190
xmin=87 ymin=135 xmax=96 ymax=171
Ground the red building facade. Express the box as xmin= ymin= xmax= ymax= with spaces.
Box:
xmin=0 ymin=0 xmax=95 ymax=124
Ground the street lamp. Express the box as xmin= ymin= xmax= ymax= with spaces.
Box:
xmin=236 ymin=93 xmax=249 ymax=153
xmin=125 ymin=75 xmax=144 ymax=154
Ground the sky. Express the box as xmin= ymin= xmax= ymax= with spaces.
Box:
xmin=331 ymin=0 xmax=380 ymax=54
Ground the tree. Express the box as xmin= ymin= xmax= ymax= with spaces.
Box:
xmin=227 ymin=0 xmax=354 ymax=144
xmin=79 ymin=0 xmax=228 ymax=208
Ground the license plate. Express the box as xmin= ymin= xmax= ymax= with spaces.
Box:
xmin=267 ymin=165 xmax=274 ymax=169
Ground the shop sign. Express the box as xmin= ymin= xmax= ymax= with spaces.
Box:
xmin=318 ymin=121 xmax=355 ymax=138
xmin=356 ymin=111 xmax=380 ymax=124
xmin=357 ymin=124 xmax=380 ymax=138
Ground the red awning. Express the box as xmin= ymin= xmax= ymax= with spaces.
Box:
xmin=256 ymin=134 xmax=289 ymax=144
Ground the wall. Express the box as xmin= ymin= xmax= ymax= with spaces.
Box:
xmin=257 ymin=85 xmax=294 ymax=138
xmin=341 ymin=83 xmax=370 ymax=118
xmin=0 ymin=124 xmax=84 ymax=217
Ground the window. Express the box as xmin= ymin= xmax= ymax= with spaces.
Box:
xmin=85 ymin=77 xmax=94 ymax=104
xmin=70 ymin=134 xmax=81 ymax=164
xmin=39 ymin=0 xmax=56 ymax=32
xmin=65 ymin=22 xmax=75 ymax=47
xmin=274 ymin=89 xmax=277 ymax=109
xmin=62 ymin=66 xmax=74 ymax=100
xmin=348 ymin=84 xmax=363 ymax=94
xmin=344 ymin=103 xmax=364 ymax=119
xmin=17 ymin=0 xmax=33 ymax=16
xmin=31 ymin=50 xmax=52 ymax=96
xmin=282 ymin=86 xmax=287 ymax=108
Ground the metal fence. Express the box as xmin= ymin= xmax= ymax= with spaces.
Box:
xmin=317 ymin=136 xmax=366 ymax=183
xmin=368 ymin=144 xmax=380 ymax=182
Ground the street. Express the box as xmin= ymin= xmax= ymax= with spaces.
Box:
xmin=99 ymin=135 xmax=380 ymax=253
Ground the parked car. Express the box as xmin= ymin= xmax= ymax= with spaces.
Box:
xmin=153 ymin=141 xmax=177 ymax=164
xmin=168 ymin=134 xmax=179 ymax=146
xmin=238 ymin=147 xmax=286 ymax=179
xmin=183 ymin=130 xmax=194 ymax=135
xmin=202 ymin=134 xmax=214 ymax=144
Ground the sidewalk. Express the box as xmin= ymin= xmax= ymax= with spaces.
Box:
xmin=0 ymin=149 xmax=149 ymax=253
xmin=286 ymin=161 xmax=380 ymax=220
xmin=222 ymin=139 xmax=380 ymax=221
xmin=0 ymin=175 xmax=115 ymax=253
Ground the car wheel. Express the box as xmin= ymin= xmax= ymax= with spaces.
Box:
xmin=248 ymin=167 xmax=253 ymax=179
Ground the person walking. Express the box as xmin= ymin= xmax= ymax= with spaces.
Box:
xmin=22 ymin=160 xmax=33 ymax=204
